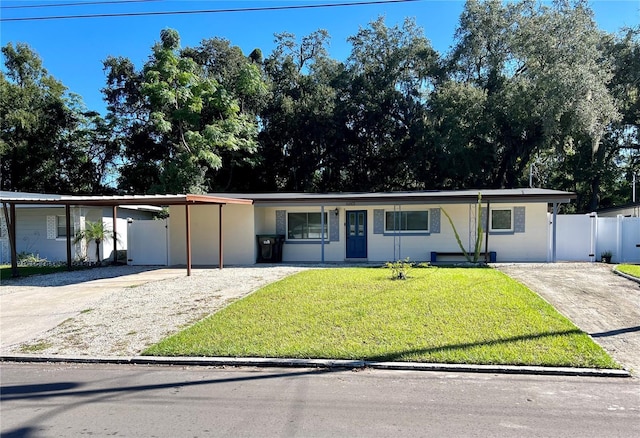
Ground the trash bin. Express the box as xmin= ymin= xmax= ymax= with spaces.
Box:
xmin=257 ymin=235 xmax=285 ymax=263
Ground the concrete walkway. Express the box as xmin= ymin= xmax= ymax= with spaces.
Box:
xmin=496 ymin=263 xmax=640 ymax=375
xmin=0 ymin=267 xmax=186 ymax=349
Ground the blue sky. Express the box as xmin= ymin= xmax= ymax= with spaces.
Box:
xmin=2 ymin=0 xmax=639 ymax=114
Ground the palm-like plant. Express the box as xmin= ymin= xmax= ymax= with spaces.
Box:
xmin=73 ymin=220 xmax=117 ymax=263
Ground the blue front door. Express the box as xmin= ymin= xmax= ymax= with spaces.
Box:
xmin=346 ymin=210 xmax=367 ymax=258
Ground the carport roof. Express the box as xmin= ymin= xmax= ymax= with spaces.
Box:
xmin=0 ymin=193 xmax=253 ymax=206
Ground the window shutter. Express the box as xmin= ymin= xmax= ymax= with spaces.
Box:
xmin=514 ymin=207 xmax=526 ymax=233
xmin=430 ymin=208 xmax=440 ymax=233
xmin=373 ymin=209 xmax=384 ymax=234
xmin=275 ymin=210 xmax=286 ymax=236
xmin=0 ymin=216 xmax=7 ymax=238
xmin=480 ymin=207 xmax=488 ymax=233
xmin=46 ymin=216 xmax=56 ymax=239
xmin=329 ymin=212 xmax=339 ymax=241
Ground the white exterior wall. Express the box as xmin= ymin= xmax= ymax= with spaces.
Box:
xmin=0 ymin=207 xmax=94 ymax=263
xmin=254 ymin=202 xmax=550 ymax=263
xmin=488 ymin=203 xmax=549 ymax=262
xmin=169 ymin=204 xmax=255 ymax=266
xmin=257 ymin=205 xmax=344 ymax=262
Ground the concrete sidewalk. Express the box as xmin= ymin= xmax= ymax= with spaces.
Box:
xmin=0 ymin=267 xmax=186 ymax=349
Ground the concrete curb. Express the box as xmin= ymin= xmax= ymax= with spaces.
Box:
xmin=612 ymin=267 xmax=640 ymax=285
xmin=1 ymin=354 xmax=631 ymax=378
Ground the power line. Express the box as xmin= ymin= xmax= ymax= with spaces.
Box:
xmin=1 ymin=0 xmax=421 ymax=22
xmin=1 ymin=0 xmax=162 ymax=10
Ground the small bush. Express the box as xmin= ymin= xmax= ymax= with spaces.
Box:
xmin=384 ymin=258 xmax=414 ymax=280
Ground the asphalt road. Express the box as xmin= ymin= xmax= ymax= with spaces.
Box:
xmin=1 ymin=363 xmax=638 ymax=437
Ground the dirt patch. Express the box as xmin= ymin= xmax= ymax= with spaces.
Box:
xmin=496 ymin=263 xmax=640 ymax=375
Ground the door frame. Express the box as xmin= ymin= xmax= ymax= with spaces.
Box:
xmin=346 ymin=210 xmax=367 ymax=259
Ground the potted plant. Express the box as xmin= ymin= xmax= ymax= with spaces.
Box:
xmin=601 ymin=250 xmax=612 ymax=264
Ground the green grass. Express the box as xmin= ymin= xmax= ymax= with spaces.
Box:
xmin=144 ymin=268 xmax=618 ymax=369
xmin=617 ymin=264 xmax=640 ymax=278
xmin=1 ymin=265 xmax=69 ymax=280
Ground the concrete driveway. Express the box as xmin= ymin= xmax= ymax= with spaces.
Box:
xmin=0 ymin=266 xmax=186 ymax=349
xmin=496 ymin=263 xmax=640 ymax=374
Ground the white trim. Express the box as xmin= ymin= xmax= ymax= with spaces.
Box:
xmin=384 ymin=210 xmax=430 ymax=233
xmin=490 ymin=207 xmax=514 ymax=232
xmin=286 ymin=211 xmax=329 ymax=241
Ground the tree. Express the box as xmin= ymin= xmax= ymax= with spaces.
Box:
xmin=258 ymin=29 xmax=346 ymax=191
xmin=73 ymin=220 xmax=117 ymax=263
xmin=340 ymin=17 xmax=439 ymax=190
xmin=104 ymin=29 xmax=265 ymax=194
xmin=446 ymin=0 xmax=619 ymax=197
xmin=0 ymin=42 xmax=111 ymax=193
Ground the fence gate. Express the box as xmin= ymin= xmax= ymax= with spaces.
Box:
xmin=127 ymin=219 xmax=169 ymax=266
xmin=553 ymin=214 xmax=640 ymax=263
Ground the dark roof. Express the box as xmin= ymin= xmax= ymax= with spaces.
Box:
xmin=212 ymin=188 xmax=575 ymax=206
xmin=1 ymin=188 xmax=575 ymax=208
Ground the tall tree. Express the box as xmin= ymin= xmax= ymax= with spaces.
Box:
xmin=446 ymin=0 xmax=618 ymax=196
xmin=259 ymin=29 xmax=345 ymax=191
xmin=104 ymin=29 xmax=265 ymax=194
xmin=0 ymin=43 xmax=110 ymax=193
xmin=341 ymin=17 xmax=439 ymax=190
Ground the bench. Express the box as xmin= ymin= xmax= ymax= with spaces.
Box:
xmin=430 ymin=251 xmax=496 ymax=263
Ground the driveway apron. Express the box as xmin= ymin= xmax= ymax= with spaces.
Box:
xmin=496 ymin=263 xmax=640 ymax=374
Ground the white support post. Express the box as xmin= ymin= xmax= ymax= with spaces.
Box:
xmin=552 ymin=203 xmax=558 ymax=263
xmin=321 ymin=205 xmax=325 ymax=264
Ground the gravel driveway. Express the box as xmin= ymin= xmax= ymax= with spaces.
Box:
xmin=496 ymin=263 xmax=640 ymax=374
xmin=1 ymin=265 xmax=310 ymax=357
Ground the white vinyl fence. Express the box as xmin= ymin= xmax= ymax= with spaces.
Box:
xmin=552 ymin=213 xmax=640 ymax=263
xmin=126 ymin=218 xmax=169 ymax=266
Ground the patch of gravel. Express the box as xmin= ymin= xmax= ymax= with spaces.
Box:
xmin=6 ymin=265 xmax=311 ymax=357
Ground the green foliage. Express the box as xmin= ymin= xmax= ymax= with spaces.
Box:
xmin=384 ymin=257 xmax=414 ymax=280
xmin=0 ymin=42 xmax=115 ymax=193
xmin=145 ymin=268 xmax=618 ymax=369
xmin=104 ymin=29 xmax=265 ymax=194
xmin=73 ymin=220 xmax=118 ymax=263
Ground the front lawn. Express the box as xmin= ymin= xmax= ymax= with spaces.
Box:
xmin=617 ymin=264 xmax=640 ymax=279
xmin=144 ymin=267 xmax=618 ymax=368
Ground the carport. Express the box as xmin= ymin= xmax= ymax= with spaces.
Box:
xmin=0 ymin=194 xmax=253 ymax=277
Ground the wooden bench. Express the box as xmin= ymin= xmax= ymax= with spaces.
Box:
xmin=430 ymin=251 xmax=496 ymax=263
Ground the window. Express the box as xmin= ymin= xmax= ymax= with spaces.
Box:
xmin=57 ymin=216 xmax=75 ymax=238
xmin=287 ymin=212 xmax=328 ymax=240
xmin=490 ymin=209 xmax=512 ymax=231
xmin=385 ymin=211 xmax=429 ymax=232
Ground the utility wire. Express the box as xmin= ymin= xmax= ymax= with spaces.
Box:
xmin=1 ymin=0 xmax=420 ymax=22
xmin=1 ymin=0 xmax=162 ymax=9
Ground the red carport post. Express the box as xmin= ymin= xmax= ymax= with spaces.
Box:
xmin=219 ymin=204 xmax=224 ymax=269
xmin=186 ymin=203 xmax=192 ymax=276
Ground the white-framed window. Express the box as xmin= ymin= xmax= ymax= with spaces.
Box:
xmin=287 ymin=212 xmax=328 ymax=240
xmin=385 ymin=211 xmax=429 ymax=232
xmin=490 ymin=208 xmax=513 ymax=231
xmin=57 ymin=215 xmax=75 ymax=238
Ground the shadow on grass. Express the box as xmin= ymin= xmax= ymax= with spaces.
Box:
xmin=364 ymin=329 xmax=585 ymax=362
